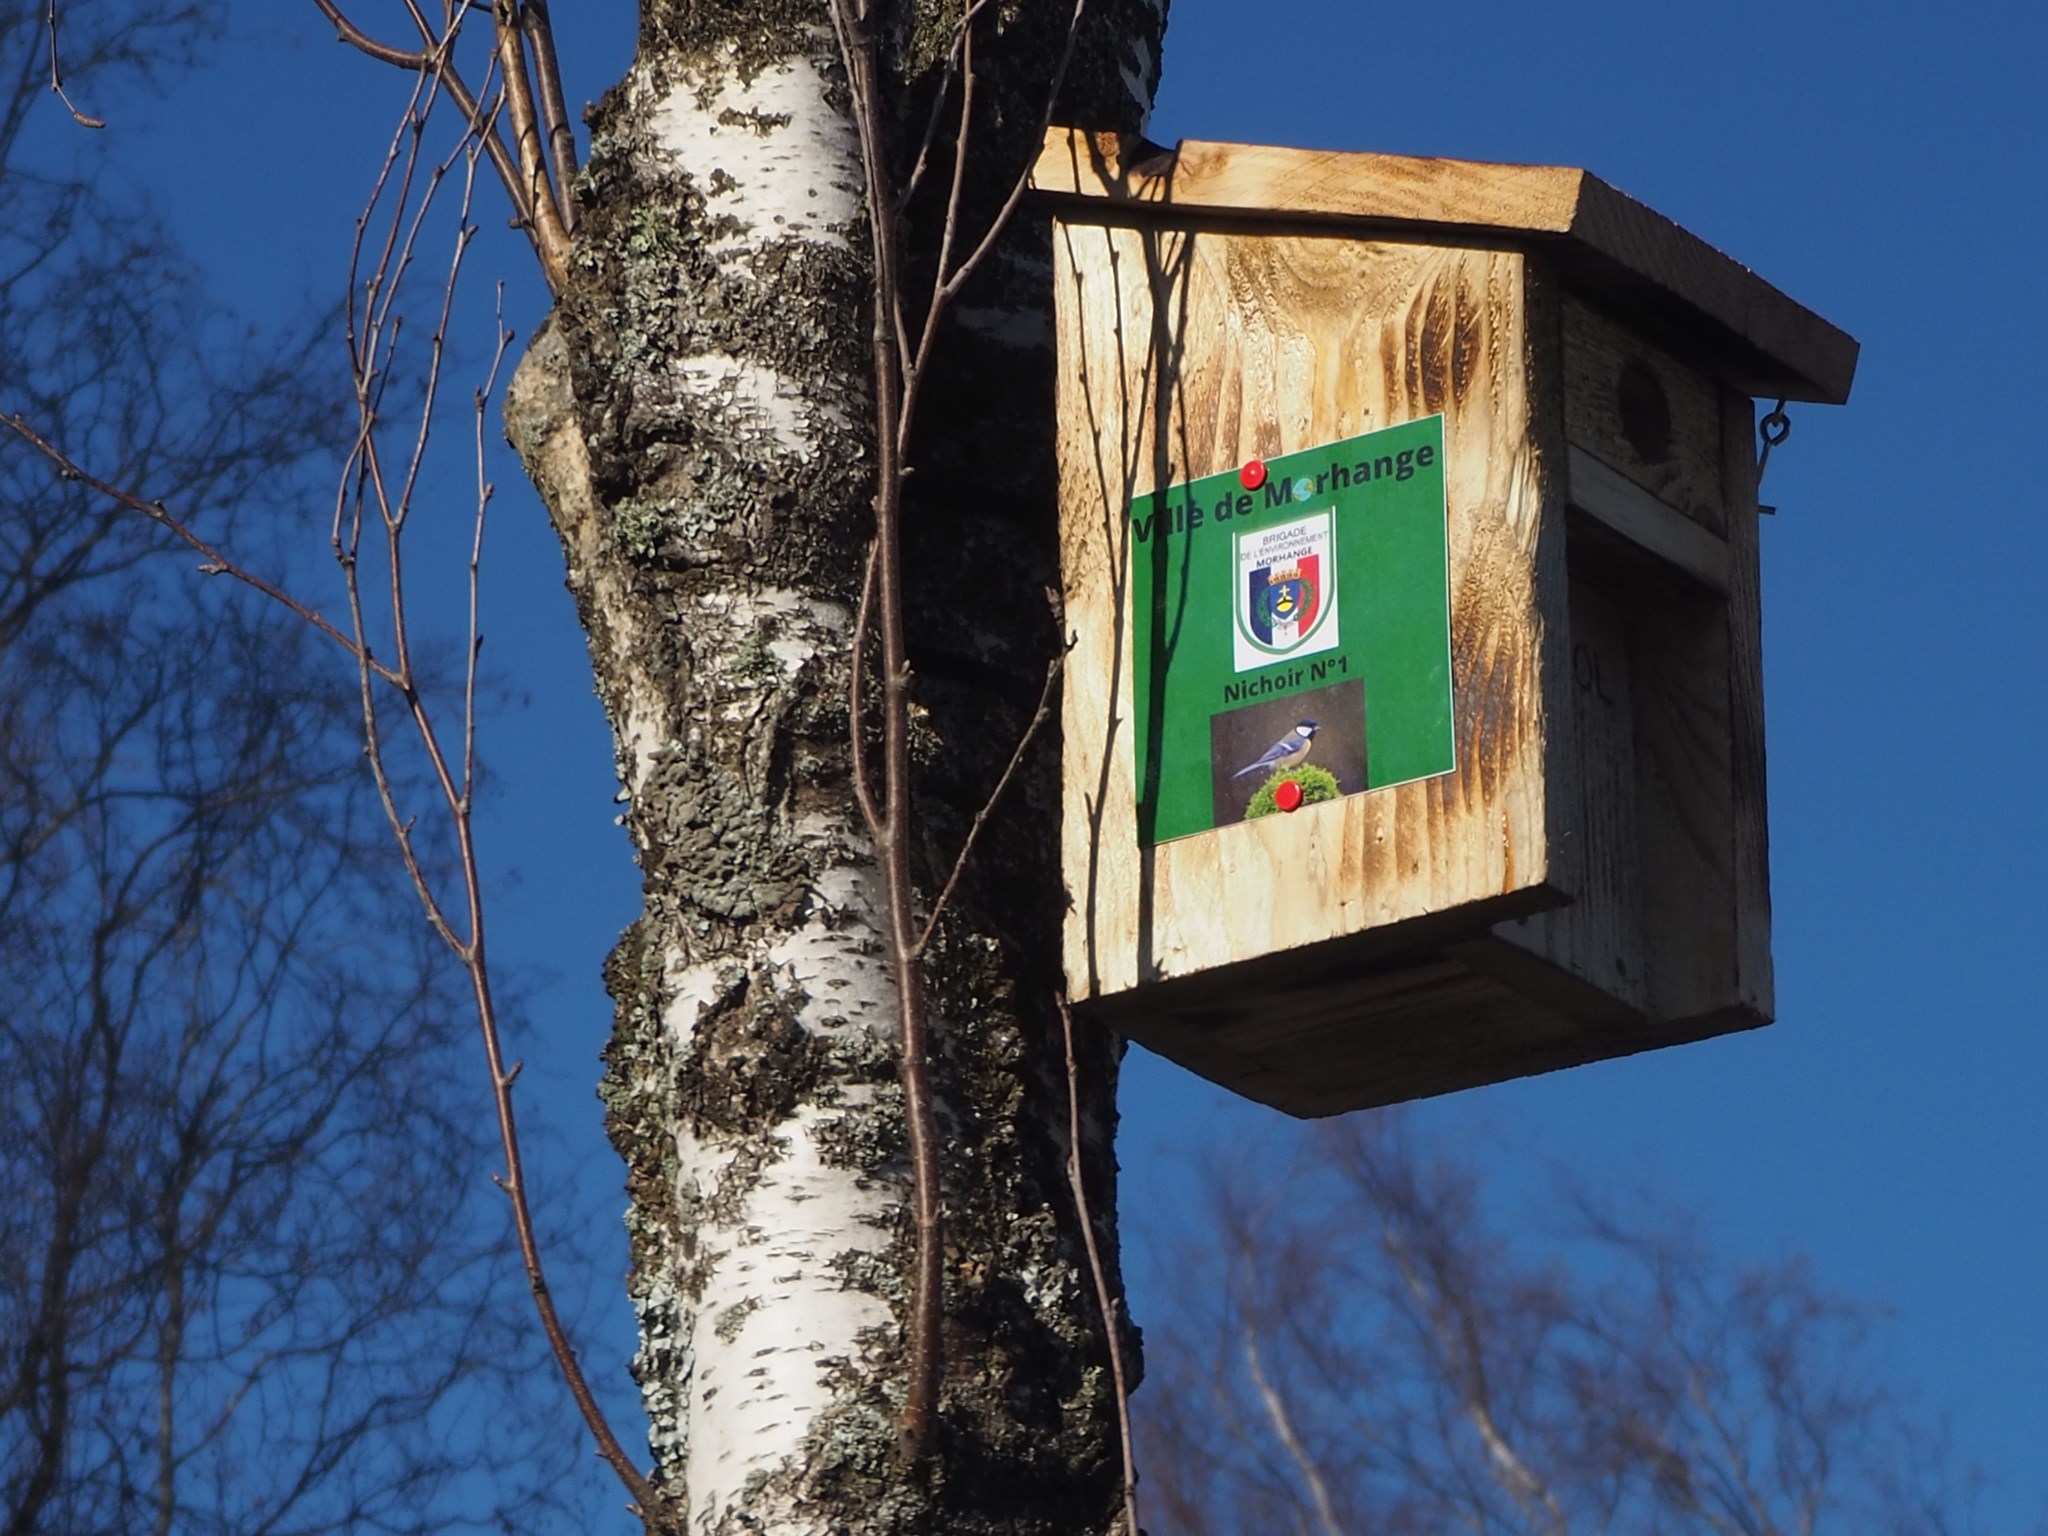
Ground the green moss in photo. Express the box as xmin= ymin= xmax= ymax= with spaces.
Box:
xmin=1244 ymin=764 xmax=1341 ymax=820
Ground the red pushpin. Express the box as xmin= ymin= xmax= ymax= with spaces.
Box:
xmin=1274 ymin=778 xmax=1304 ymax=812
xmin=1239 ymin=459 xmax=1267 ymax=490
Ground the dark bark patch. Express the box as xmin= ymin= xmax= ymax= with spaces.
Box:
xmin=679 ymin=970 xmax=832 ymax=1137
xmin=636 ymin=750 xmax=800 ymax=921
xmin=814 ymin=1079 xmax=906 ymax=1176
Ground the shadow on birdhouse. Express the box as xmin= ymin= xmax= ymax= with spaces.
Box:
xmin=1035 ymin=129 xmax=1857 ymax=1118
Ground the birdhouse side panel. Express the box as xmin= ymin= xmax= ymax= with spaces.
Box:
xmin=1722 ymin=387 xmax=1774 ymax=1020
xmin=1562 ymin=295 xmax=1727 ymax=535
xmin=1483 ymin=335 xmax=1774 ymax=1036
xmin=1054 ymin=222 xmax=1576 ymax=1002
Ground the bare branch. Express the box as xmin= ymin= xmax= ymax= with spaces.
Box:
xmin=43 ymin=0 xmax=103 ymax=127
xmin=827 ymin=0 xmax=1107 ymax=1461
xmin=489 ymin=0 xmax=571 ymax=290
xmin=900 ymin=0 xmax=1000 ymax=204
xmin=928 ymin=0 xmax=1086 ymax=309
xmin=896 ymin=0 xmax=1089 ymax=459
xmin=849 ymin=540 xmax=883 ymax=838
xmin=519 ymin=0 xmax=581 ymax=231
xmin=431 ymin=60 xmax=535 ymax=244
xmin=467 ymin=288 xmax=515 ymax=807
xmin=1381 ymin=1230 xmax=1571 ymax=1536
xmin=1142 ymin=1115 xmax=1983 ymax=1534
xmin=1241 ymin=1326 xmax=1343 ymax=1536
xmin=311 ymin=0 xmax=556 ymax=287
xmin=914 ymin=650 xmax=1061 ymax=955
xmin=325 ymin=108 xmax=661 ymax=1516
xmin=1060 ymin=994 xmax=1141 ymax=1536
xmin=0 ymin=414 xmax=374 ymax=669
xmin=309 ymin=0 xmax=429 ymax=70
xmin=827 ymin=0 xmax=946 ymax=1460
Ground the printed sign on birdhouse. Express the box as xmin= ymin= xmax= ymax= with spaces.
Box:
xmin=1036 ymin=130 xmax=1857 ymax=1118
xmin=1128 ymin=420 xmax=1455 ymax=847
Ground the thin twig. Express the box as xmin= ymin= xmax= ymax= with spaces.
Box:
xmin=924 ymin=11 xmax=980 ymax=373
xmin=311 ymin=0 xmax=547 ymax=286
xmin=1059 ymin=992 xmax=1141 ymax=1536
xmin=311 ymin=0 xmax=427 ymax=68
xmin=467 ymin=287 xmax=514 ymax=809
xmin=928 ymin=0 xmax=1088 ymax=314
xmin=430 ymin=62 xmax=534 ymax=248
xmin=827 ymin=0 xmax=1099 ymax=1461
xmin=0 ymin=416 xmax=373 ymax=668
xmin=489 ymin=0 xmax=571 ymax=289
xmin=849 ymin=541 xmax=883 ymax=837
xmin=900 ymin=0 xmax=1000 ymax=203
xmin=519 ymin=0 xmax=581 ymax=231
xmin=336 ymin=102 xmax=476 ymax=949
xmin=1242 ymin=1325 xmax=1344 ymax=1536
xmin=895 ymin=0 xmax=1089 ymax=460
xmin=24 ymin=2 xmax=643 ymax=1517
xmin=44 ymin=0 xmax=104 ymax=127
xmin=321 ymin=68 xmax=664 ymax=1518
xmin=914 ymin=652 xmax=1061 ymax=955
xmin=829 ymin=0 xmax=946 ymax=1459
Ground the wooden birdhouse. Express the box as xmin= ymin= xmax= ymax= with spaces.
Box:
xmin=1036 ymin=130 xmax=1857 ymax=1118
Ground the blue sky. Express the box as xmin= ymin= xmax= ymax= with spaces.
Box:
xmin=1128 ymin=0 xmax=2048 ymax=1523
xmin=76 ymin=0 xmax=2048 ymax=1526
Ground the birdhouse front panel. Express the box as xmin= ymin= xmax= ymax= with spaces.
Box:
xmin=1053 ymin=222 xmax=1579 ymax=1035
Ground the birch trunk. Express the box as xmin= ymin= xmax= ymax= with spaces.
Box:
xmin=504 ymin=3 xmax=1167 ymax=1529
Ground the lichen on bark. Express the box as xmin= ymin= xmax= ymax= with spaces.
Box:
xmin=505 ymin=0 xmax=1168 ymax=1529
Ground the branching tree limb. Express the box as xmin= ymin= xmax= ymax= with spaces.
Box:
xmin=0 ymin=16 xmax=588 ymax=1528
xmin=1139 ymin=1114 xmax=1991 ymax=1536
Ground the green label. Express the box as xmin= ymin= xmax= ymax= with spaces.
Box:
xmin=1129 ymin=417 xmax=1455 ymax=846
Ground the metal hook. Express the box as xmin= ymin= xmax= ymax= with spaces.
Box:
xmin=1755 ymin=400 xmax=1791 ymax=514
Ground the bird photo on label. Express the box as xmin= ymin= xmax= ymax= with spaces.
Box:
xmin=1232 ymin=719 xmax=1317 ymax=779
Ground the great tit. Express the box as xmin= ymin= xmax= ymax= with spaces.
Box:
xmin=1232 ymin=719 xmax=1318 ymax=779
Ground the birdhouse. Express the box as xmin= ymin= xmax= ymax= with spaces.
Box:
xmin=1036 ymin=130 xmax=1857 ymax=1118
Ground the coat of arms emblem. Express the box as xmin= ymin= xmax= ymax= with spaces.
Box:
xmin=1233 ymin=511 xmax=1340 ymax=672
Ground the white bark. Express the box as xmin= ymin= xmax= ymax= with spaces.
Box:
xmin=510 ymin=0 xmax=1171 ymax=1526
xmin=639 ymin=786 xmax=917 ymax=1533
xmin=587 ymin=37 xmax=902 ymax=1534
xmin=668 ymin=850 xmax=898 ymax=1531
xmin=651 ymin=35 xmax=863 ymax=272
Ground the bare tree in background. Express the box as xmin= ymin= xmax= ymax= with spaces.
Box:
xmin=0 ymin=6 xmax=591 ymax=1531
xmin=1138 ymin=1112 xmax=1995 ymax=1536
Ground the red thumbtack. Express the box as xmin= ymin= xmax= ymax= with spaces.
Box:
xmin=1239 ymin=459 xmax=1267 ymax=490
xmin=1275 ymin=778 xmax=1304 ymax=812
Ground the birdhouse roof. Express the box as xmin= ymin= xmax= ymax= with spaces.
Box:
xmin=1032 ymin=130 xmax=1857 ymax=405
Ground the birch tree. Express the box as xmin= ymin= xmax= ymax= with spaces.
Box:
xmin=501 ymin=4 xmax=1169 ymax=1526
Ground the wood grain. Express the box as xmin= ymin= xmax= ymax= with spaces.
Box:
xmin=1045 ymin=170 xmax=1794 ymax=1113
xmin=1562 ymin=295 xmax=1726 ymax=534
xmin=1053 ymin=223 xmax=1574 ymax=1008
xmin=1034 ymin=128 xmax=1859 ymax=405
xmin=1721 ymin=388 xmax=1775 ymax=1020
xmin=1484 ymin=580 xmax=1649 ymax=1017
xmin=1566 ymin=447 xmax=1731 ymax=597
